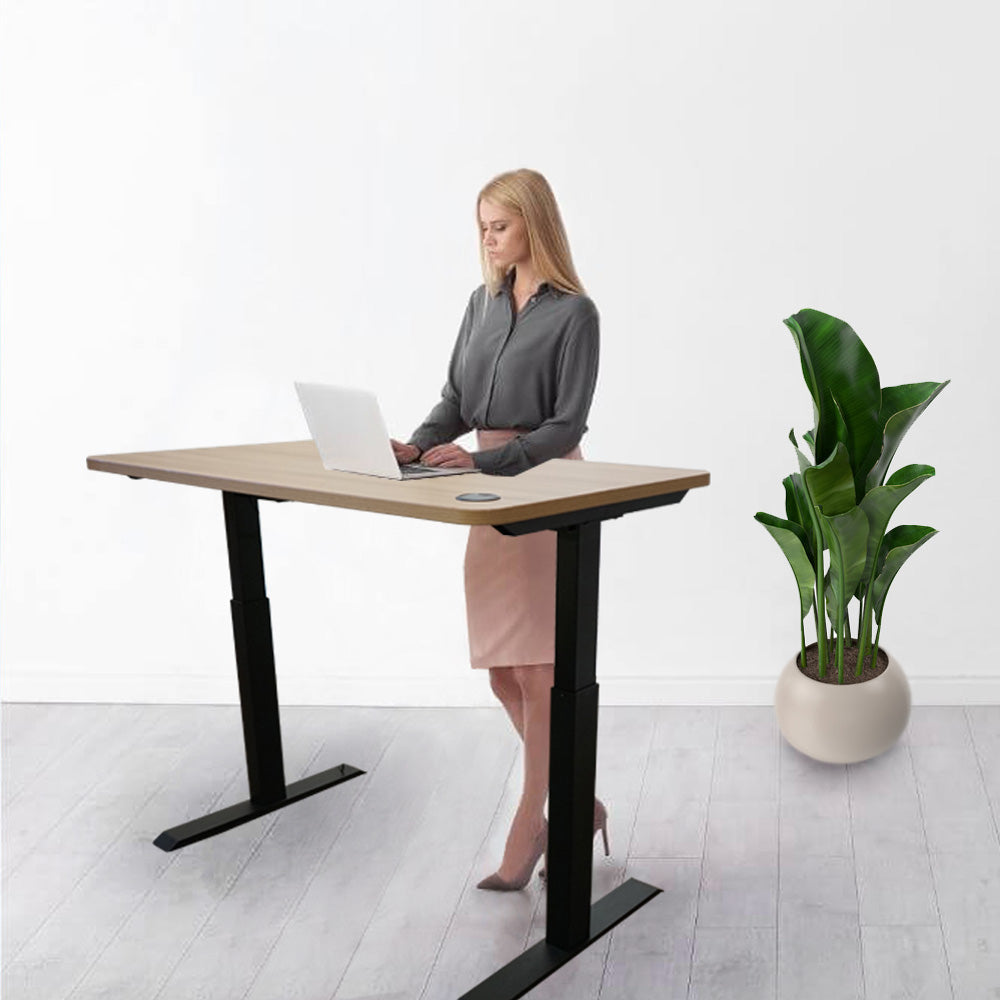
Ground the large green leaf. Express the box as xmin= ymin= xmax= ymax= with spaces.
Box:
xmin=856 ymin=464 xmax=935 ymax=598
xmin=789 ymin=429 xmax=814 ymax=479
xmin=786 ymin=472 xmax=818 ymax=561
xmin=755 ymin=512 xmax=816 ymax=620
xmin=816 ymin=504 xmax=869 ymax=627
xmin=783 ymin=474 xmax=798 ymax=525
xmin=823 ymin=569 xmax=850 ymax=635
xmin=815 ymin=389 xmax=850 ymax=475
xmin=803 ymin=441 xmax=855 ymax=516
xmin=862 ymin=381 xmax=950 ymax=491
xmin=784 ymin=310 xmax=882 ymax=493
xmin=872 ymin=525 xmax=938 ymax=625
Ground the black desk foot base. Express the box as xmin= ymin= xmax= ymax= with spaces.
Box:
xmin=458 ymin=877 xmax=661 ymax=1000
xmin=153 ymin=763 xmax=365 ymax=851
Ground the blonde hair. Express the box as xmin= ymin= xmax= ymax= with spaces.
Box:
xmin=476 ymin=169 xmax=585 ymax=297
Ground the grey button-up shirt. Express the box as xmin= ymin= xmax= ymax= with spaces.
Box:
xmin=408 ymin=272 xmax=600 ymax=476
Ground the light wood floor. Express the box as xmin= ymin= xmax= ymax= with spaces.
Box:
xmin=3 ymin=702 xmax=1000 ymax=999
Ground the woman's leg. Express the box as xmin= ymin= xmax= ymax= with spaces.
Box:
xmin=512 ymin=663 xmax=553 ymax=818
xmin=488 ymin=666 xmax=525 ymax=740
xmin=495 ymin=662 xmax=553 ymax=879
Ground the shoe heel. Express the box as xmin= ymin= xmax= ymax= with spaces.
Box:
xmin=600 ymin=818 xmax=610 ymax=857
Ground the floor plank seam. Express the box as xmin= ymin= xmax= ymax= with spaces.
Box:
xmin=965 ymin=705 xmax=1000 ymax=850
xmin=846 ymin=759 xmax=867 ymax=1000
xmin=905 ymin=732 xmax=957 ymax=1000
xmin=775 ymin=731 xmax=782 ymax=1000
xmin=858 ymin=921 xmax=946 ymax=928
xmin=685 ymin=707 xmax=718 ymax=1000
xmin=622 ymin=718 xmax=657 ymax=874
xmin=628 ymin=854 xmax=702 ymax=861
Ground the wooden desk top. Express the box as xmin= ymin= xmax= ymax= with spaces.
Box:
xmin=87 ymin=440 xmax=710 ymax=526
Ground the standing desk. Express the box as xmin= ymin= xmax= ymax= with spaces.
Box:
xmin=86 ymin=439 xmax=709 ymax=1000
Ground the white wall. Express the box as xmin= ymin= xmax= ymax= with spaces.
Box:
xmin=2 ymin=0 xmax=997 ymax=706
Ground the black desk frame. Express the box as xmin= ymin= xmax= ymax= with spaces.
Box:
xmin=152 ymin=491 xmax=365 ymax=850
xmin=152 ymin=485 xmax=689 ymax=999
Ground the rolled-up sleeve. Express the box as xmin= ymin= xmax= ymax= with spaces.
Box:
xmin=408 ymin=293 xmax=475 ymax=451
xmin=473 ymin=299 xmax=600 ymax=476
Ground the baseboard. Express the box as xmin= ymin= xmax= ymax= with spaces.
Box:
xmin=3 ymin=669 xmax=999 ymax=706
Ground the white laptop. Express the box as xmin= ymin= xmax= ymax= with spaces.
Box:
xmin=294 ymin=381 xmax=476 ymax=480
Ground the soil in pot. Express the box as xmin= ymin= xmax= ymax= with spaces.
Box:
xmin=797 ymin=641 xmax=889 ymax=685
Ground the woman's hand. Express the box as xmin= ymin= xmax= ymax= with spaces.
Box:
xmin=390 ymin=439 xmax=422 ymax=464
xmin=421 ymin=443 xmax=475 ymax=468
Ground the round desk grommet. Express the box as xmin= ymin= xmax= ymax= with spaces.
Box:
xmin=456 ymin=492 xmax=501 ymax=502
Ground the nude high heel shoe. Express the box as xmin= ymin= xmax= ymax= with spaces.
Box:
xmin=538 ymin=798 xmax=609 ymax=880
xmin=476 ymin=820 xmax=548 ymax=891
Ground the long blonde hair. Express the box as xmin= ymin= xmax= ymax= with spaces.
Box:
xmin=477 ymin=169 xmax=585 ymax=297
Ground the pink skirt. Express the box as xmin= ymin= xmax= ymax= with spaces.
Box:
xmin=464 ymin=428 xmax=583 ymax=669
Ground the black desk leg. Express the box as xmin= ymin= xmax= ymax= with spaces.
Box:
xmin=459 ymin=521 xmax=661 ymax=999
xmin=153 ymin=491 xmax=364 ymax=851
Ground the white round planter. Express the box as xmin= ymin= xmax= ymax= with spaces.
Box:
xmin=774 ymin=647 xmax=911 ymax=764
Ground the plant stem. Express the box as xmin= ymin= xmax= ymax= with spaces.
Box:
xmin=866 ymin=598 xmax=877 ymax=670
xmin=836 ymin=591 xmax=845 ymax=683
xmin=800 ymin=618 xmax=807 ymax=672
xmin=856 ymin=591 xmax=866 ymax=676
xmin=814 ymin=519 xmax=827 ymax=679
xmin=856 ymin=593 xmax=873 ymax=678
xmin=858 ymin=544 xmax=881 ymax=678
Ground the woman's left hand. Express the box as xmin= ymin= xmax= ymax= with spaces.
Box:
xmin=421 ymin=443 xmax=475 ymax=468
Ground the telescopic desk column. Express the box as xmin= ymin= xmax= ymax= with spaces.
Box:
xmin=548 ymin=520 xmax=603 ymax=948
xmin=225 ymin=490 xmax=287 ymax=804
xmin=151 ymin=491 xmax=365 ymax=851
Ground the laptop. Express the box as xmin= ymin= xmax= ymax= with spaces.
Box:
xmin=294 ymin=381 xmax=477 ymax=480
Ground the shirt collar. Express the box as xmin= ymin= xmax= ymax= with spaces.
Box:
xmin=499 ymin=269 xmax=554 ymax=298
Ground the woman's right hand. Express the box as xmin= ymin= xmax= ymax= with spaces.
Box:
xmin=390 ymin=438 xmax=422 ymax=464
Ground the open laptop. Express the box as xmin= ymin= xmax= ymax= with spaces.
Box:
xmin=294 ymin=381 xmax=476 ymax=480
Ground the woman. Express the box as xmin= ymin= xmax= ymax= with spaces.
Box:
xmin=390 ymin=168 xmax=607 ymax=890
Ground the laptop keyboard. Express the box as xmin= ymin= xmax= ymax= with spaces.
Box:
xmin=399 ymin=463 xmax=466 ymax=479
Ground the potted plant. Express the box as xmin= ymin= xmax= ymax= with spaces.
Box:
xmin=755 ymin=308 xmax=948 ymax=764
